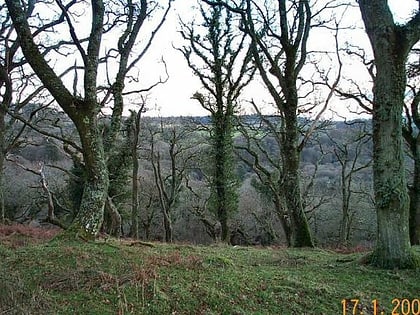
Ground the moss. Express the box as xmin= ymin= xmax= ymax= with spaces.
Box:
xmin=54 ymin=221 xmax=93 ymax=242
xmin=362 ymin=249 xmax=420 ymax=269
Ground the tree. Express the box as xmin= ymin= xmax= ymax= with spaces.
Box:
xmin=358 ymin=0 xmax=420 ymax=268
xmin=178 ymin=1 xmax=254 ymax=242
xmin=327 ymin=122 xmax=372 ymax=245
xmin=5 ymin=156 xmax=66 ymax=228
xmin=6 ymin=0 xmax=171 ymax=239
xmin=148 ymin=121 xmax=199 ymax=242
xmin=128 ymin=105 xmax=146 ymax=239
xmin=6 ymin=0 xmax=108 ymax=238
xmin=403 ymin=49 xmax=420 ymax=246
xmin=101 ymin=1 xmax=170 ymax=237
xmin=205 ymin=0 xmax=339 ymax=247
xmin=0 ymin=2 xmax=49 ymax=223
xmin=236 ymin=114 xmax=292 ymax=246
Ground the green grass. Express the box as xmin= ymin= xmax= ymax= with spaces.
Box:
xmin=0 ymin=238 xmax=418 ymax=314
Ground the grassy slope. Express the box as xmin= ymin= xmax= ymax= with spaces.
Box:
xmin=0 ymin=235 xmax=419 ymax=315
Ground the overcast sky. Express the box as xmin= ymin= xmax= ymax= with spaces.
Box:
xmin=129 ymin=0 xmax=419 ymax=118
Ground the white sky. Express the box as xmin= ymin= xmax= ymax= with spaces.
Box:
xmin=33 ymin=0 xmax=416 ymax=118
xmin=136 ymin=0 xmax=418 ymax=118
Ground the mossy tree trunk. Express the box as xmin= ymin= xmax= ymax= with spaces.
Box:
xmin=69 ymin=111 xmax=109 ymax=238
xmin=359 ymin=0 xmax=420 ymax=268
xmin=6 ymin=0 xmax=108 ymax=239
xmin=281 ymin=95 xmax=314 ymax=247
xmin=339 ymin=164 xmax=351 ymax=245
xmin=212 ymin=111 xmax=236 ymax=242
xmin=273 ymin=193 xmax=291 ymax=246
xmin=0 ymin=33 xmax=13 ymax=224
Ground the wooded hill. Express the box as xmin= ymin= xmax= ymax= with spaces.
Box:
xmin=3 ymin=113 xmax=379 ymax=247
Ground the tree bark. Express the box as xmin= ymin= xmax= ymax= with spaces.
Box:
xmin=162 ymin=208 xmax=173 ymax=243
xmin=273 ymin=194 xmax=291 ymax=247
xmin=403 ymin=95 xmax=420 ymax=246
xmin=0 ymin=49 xmax=13 ymax=224
xmin=106 ymin=196 xmax=122 ymax=238
xmin=340 ymin=169 xmax=350 ymax=245
xmin=69 ymin=113 xmax=109 ymax=238
xmin=409 ymin=145 xmax=420 ymax=245
xmin=282 ymin=108 xmax=314 ymax=247
xmin=369 ymin=50 xmax=414 ymax=268
xmin=212 ymin=115 xmax=235 ymax=242
xmin=129 ymin=110 xmax=142 ymax=239
xmin=359 ymin=0 xmax=419 ymax=268
xmin=0 ymin=107 xmax=6 ymax=224
xmin=39 ymin=163 xmax=56 ymax=223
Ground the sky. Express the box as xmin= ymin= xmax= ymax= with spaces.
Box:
xmin=135 ymin=0 xmax=419 ymax=118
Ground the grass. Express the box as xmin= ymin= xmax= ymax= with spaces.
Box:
xmin=0 ymin=226 xmax=419 ymax=314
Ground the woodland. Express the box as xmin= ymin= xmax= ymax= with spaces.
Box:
xmin=0 ymin=0 xmax=420 ymax=272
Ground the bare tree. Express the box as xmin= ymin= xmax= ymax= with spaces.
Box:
xmin=203 ymin=0 xmax=345 ymax=247
xmin=6 ymin=0 xmax=172 ymax=239
xmin=326 ymin=122 xmax=372 ymax=245
xmin=178 ymin=1 xmax=255 ymax=242
xmin=148 ymin=122 xmax=199 ymax=242
xmin=128 ymin=104 xmax=146 ymax=239
xmin=358 ymin=0 xmax=420 ymax=268
xmin=236 ymin=114 xmax=292 ymax=246
xmin=0 ymin=3 xmax=51 ymax=223
xmin=5 ymin=155 xmax=66 ymax=228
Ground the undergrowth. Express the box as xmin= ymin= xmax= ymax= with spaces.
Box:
xmin=0 ymin=226 xmax=418 ymax=314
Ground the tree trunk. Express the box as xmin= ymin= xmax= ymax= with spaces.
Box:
xmin=282 ymin=110 xmax=314 ymax=248
xmin=106 ymin=197 xmax=122 ymax=238
xmin=0 ymin=154 xmax=4 ymax=224
xmin=67 ymin=114 xmax=109 ymax=239
xmin=38 ymin=164 xmax=55 ymax=222
xmin=359 ymin=0 xmax=419 ymax=268
xmin=409 ymin=143 xmax=420 ymax=245
xmin=369 ymin=60 xmax=415 ymax=268
xmin=130 ymin=154 xmax=140 ymax=239
xmin=162 ymin=208 xmax=173 ymax=243
xmin=214 ymin=140 xmax=229 ymax=242
xmin=150 ymin=138 xmax=174 ymax=243
xmin=0 ymin=108 xmax=5 ymax=224
xmin=212 ymin=115 xmax=236 ymax=242
xmin=0 ymin=62 xmax=11 ymax=225
xmin=273 ymin=194 xmax=291 ymax=246
xmin=340 ymin=169 xmax=350 ymax=245
xmin=129 ymin=109 xmax=142 ymax=239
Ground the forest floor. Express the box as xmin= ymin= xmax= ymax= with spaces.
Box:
xmin=0 ymin=224 xmax=418 ymax=315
